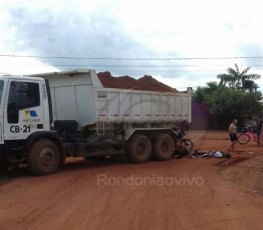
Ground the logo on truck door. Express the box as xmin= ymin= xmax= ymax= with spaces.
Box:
xmin=25 ymin=110 xmax=37 ymax=118
xmin=23 ymin=110 xmax=40 ymax=123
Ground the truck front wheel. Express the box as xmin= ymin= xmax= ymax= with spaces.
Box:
xmin=27 ymin=139 xmax=60 ymax=175
xmin=126 ymin=134 xmax=152 ymax=163
xmin=152 ymin=134 xmax=174 ymax=160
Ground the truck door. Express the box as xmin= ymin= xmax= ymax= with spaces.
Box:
xmin=4 ymin=80 xmax=45 ymax=141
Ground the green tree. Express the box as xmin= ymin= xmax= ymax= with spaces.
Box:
xmin=193 ymin=81 xmax=219 ymax=103
xmin=206 ymin=87 xmax=263 ymax=126
xmin=217 ymin=64 xmax=260 ymax=91
xmin=193 ymin=67 xmax=263 ymax=128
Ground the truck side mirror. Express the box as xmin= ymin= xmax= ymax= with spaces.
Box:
xmin=15 ymin=83 xmax=28 ymax=109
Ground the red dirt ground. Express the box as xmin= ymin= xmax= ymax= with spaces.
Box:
xmin=0 ymin=131 xmax=263 ymax=230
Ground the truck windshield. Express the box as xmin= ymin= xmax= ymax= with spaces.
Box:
xmin=0 ymin=80 xmax=4 ymax=103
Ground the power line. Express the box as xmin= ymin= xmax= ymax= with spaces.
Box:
xmin=0 ymin=63 xmax=221 ymax=67
xmin=2 ymin=63 xmax=263 ymax=69
xmin=2 ymin=66 xmax=263 ymax=73
xmin=0 ymin=63 xmax=229 ymax=67
xmin=102 ymin=68 xmax=226 ymax=73
xmin=0 ymin=64 xmax=260 ymax=67
xmin=1 ymin=54 xmax=263 ymax=60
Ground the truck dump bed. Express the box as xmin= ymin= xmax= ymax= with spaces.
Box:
xmin=30 ymin=69 xmax=192 ymax=128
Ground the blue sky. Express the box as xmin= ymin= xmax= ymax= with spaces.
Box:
xmin=0 ymin=0 xmax=263 ymax=90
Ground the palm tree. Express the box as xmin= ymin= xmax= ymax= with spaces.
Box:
xmin=217 ymin=74 xmax=235 ymax=87
xmin=217 ymin=64 xmax=260 ymax=91
xmin=242 ymin=80 xmax=259 ymax=92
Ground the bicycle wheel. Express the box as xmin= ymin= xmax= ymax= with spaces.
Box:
xmin=237 ymin=134 xmax=250 ymax=144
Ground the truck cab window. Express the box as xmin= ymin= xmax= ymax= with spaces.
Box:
xmin=26 ymin=83 xmax=40 ymax=107
xmin=7 ymin=81 xmax=40 ymax=123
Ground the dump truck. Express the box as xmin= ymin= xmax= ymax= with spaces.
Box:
xmin=0 ymin=69 xmax=192 ymax=175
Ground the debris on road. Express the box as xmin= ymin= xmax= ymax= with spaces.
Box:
xmin=175 ymin=149 xmax=232 ymax=159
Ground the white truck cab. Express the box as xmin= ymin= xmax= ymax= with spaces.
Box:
xmin=1 ymin=75 xmax=50 ymax=141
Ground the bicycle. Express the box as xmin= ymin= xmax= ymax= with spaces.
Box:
xmin=237 ymin=128 xmax=261 ymax=145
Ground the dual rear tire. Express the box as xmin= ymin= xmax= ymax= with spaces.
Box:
xmin=126 ymin=134 xmax=152 ymax=163
xmin=151 ymin=134 xmax=174 ymax=160
xmin=126 ymin=133 xmax=175 ymax=163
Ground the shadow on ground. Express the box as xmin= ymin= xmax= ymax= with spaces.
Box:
xmin=0 ymin=155 xmax=131 ymax=186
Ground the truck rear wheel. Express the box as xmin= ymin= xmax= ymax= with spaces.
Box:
xmin=126 ymin=134 xmax=152 ymax=163
xmin=152 ymin=134 xmax=174 ymax=160
xmin=27 ymin=139 xmax=60 ymax=175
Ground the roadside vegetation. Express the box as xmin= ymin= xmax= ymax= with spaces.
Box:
xmin=193 ymin=64 xmax=263 ymax=125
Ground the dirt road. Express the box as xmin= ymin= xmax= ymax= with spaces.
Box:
xmin=0 ymin=131 xmax=263 ymax=230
